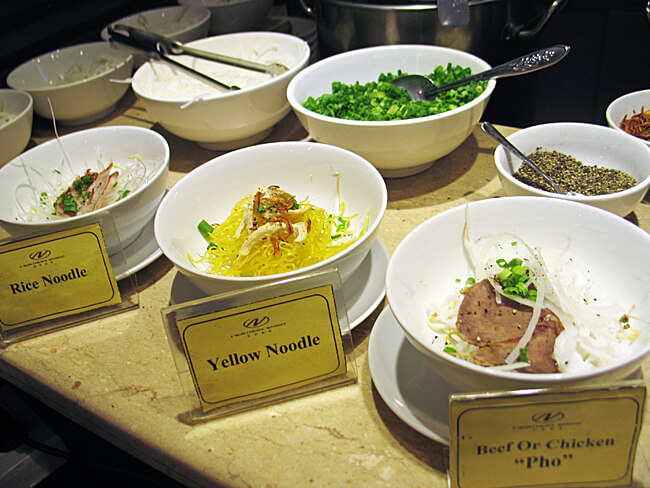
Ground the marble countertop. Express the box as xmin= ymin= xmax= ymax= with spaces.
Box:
xmin=1 ymin=92 xmax=648 ymax=487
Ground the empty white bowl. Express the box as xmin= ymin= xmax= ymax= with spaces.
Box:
xmin=287 ymin=44 xmax=495 ymax=177
xmin=605 ymin=88 xmax=650 ymax=148
xmin=6 ymin=42 xmax=133 ymax=126
xmin=494 ymin=122 xmax=650 ymax=217
xmin=101 ymin=5 xmax=211 ymax=67
xmin=154 ymin=141 xmax=387 ymax=296
xmin=132 ymin=31 xmax=310 ymax=150
xmin=386 ymin=196 xmax=650 ymax=392
xmin=0 ymin=126 xmax=170 ymax=255
xmin=178 ymin=0 xmax=273 ymax=35
xmin=0 ymin=90 xmax=33 ymax=167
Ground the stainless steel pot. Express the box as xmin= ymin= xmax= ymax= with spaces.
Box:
xmin=299 ymin=0 xmax=568 ymax=60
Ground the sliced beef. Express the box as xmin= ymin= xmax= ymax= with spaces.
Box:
xmin=457 ymin=279 xmax=564 ymax=373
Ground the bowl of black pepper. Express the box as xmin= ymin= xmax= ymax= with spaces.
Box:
xmin=493 ymin=122 xmax=650 ymax=217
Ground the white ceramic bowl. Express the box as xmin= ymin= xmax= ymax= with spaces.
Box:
xmin=386 ymin=196 xmax=650 ymax=392
xmin=0 ymin=90 xmax=33 ymax=167
xmin=605 ymin=89 xmax=650 ymax=148
xmin=154 ymin=141 xmax=387 ymax=296
xmin=287 ymin=44 xmax=495 ymax=178
xmin=494 ymin=122 xmax=650 ymax=217
xmin=101 ymin=6 xmax=211 ymax=67
xmin=178 ymin=0 xmax=273 ymax=35
xmin=132 ymin=32 xmax=310 ymax=151
xmin=6 ymin=42 xmax=133 ymax=126
xmin=0 ymin=126 xmax=169 ymax=255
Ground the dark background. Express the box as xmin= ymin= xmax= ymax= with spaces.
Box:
xmin=1 ymin=0 xmax=649 ymax=128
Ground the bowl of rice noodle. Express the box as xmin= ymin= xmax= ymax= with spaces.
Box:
xmin=154 ymin=141 xmax=387 ymax=296
xmin=6 ymin=42 xmax=133 ymax=126
xmin=386 ymin=196 xmax=650 ymax=391
xmin=0 ymin=126 xmax=170 ymax=256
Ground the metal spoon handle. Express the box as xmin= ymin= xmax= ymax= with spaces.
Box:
xmin=170 ymin=44 xmax=289 ymax=76
xmin=423 ymin=44 xmax=570 ymax=97
xmin=481 ymin=122 xmax=565 ymax=194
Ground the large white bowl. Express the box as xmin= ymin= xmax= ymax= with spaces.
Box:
xmin=178 ymin=0 xmax=273 ymax=35
xmin=132 ymin=32 xmax=310 ymax=150
xmin=286 ymin=44 xmax=495 ymax=178
xmin=101 ymin=5 xmax=211 ymax=67
xmin=6 ymin=42 xmax=133 ymax=126
xmin=0 ymin=90 xmax=33 ymax=167
xmin=605 ymin=88 xmax=650 ymax=148
xmin=154 ymin=141 xmax=387 ymax=296
xmin=0 ymin=126 xmax=170 ymax=256
xmin=494 ymin=122 xmax=650 ymax=217
xmin=386 ymin=196 xmax=650 ymax=392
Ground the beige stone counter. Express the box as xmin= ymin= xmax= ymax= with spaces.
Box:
xmin=0 ymin=92 xmax=648 ymax=487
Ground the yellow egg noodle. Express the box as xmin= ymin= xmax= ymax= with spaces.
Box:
xmin=192 ymin=185 xmax=367 ymax=277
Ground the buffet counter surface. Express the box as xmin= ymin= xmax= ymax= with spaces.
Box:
xmin=1 ymin=92 xmax=648 ymax=487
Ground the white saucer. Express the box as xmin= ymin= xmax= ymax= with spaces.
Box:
xmin=368 ymin=306 xmax=461 ymax=445
xmin=111 ymin=215 xmax=162 ymax=281
xmin=169 ymin=238 xmax=389 ymax=330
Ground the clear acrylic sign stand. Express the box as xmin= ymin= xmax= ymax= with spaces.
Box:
xmin=0 ymin=211 xmax=138 ymax=345
xmin=161 ymin=268 xmax=358 ymax=423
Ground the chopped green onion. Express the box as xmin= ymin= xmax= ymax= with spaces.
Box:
xmin=495 ymin=257 xmax=536 ymax=300
xmin=443 ymin=346 xmax=457 ymax=355
xmin=519 ymin=347 xmax=529 ymax=363
xmin=198 ymin=219 xmax=214 ymax=239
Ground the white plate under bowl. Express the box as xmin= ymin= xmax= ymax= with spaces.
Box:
xmin=169 ymin=238 xmax=389 ymax=329
xmin=111 ymin=213 xmax=162 ymax=281
xmin=369 ymin=305 xmax=459 ymax=444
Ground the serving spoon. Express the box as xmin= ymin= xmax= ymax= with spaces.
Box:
xmin=481 ymin=122 xmax=571 ymax=195
xmin=391 ymin=44 xmax=570 ymax=101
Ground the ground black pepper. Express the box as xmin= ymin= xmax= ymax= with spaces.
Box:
xmin=513 ymin=150 xmax=637 ymax=195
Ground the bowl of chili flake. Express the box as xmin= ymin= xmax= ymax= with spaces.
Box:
xmin=606 ymin=89 xmax=650 ymax=148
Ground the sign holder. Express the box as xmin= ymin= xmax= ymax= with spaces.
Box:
xmin=448 ymin=379 xmax=647 ymax=488
xmin=0 ymin=212 xmax=138 ymax=345
xmin=161 ymin=268 xmax=357 ymax=422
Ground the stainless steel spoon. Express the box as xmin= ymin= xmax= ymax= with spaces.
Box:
xmin=481 ymin=122 xmax=570 ymax=195
xmin=391 ymin=44 xmax=570 ymax=101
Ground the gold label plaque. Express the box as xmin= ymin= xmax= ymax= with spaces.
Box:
xmin=177 ymin=285 xmax=347 ymax=413
xmin=0 ymin=223 xmax=121 ymax=330
xmin=449 ymin=385 xmax=646 ymax=488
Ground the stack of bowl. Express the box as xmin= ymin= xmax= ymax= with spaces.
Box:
xmin=101 ymin=5 xmax=211 ymax=67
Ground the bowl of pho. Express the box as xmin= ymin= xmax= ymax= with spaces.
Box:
xmin=386 ymin=196 xmax=650 ymax=391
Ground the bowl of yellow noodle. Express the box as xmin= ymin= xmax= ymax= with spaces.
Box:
xmin=154 ymin=141 xmax=387 ymax=296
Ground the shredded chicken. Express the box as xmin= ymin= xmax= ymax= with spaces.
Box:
xmin=238 ymin=185 xmax=306 ymax=258
xmin=54 ymin=164 xmax=118 ymax=217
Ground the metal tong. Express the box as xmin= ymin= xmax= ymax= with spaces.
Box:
xmin=107 ymin=24 xmax=289 ymax=91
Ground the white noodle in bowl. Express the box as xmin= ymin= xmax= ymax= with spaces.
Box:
xmin=0 ymin=126 xmax=170 ymax=256
xmin=386 ymin=196 xmax=650 ymax=391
